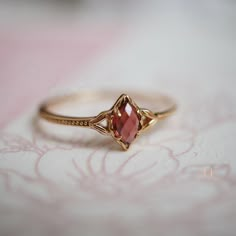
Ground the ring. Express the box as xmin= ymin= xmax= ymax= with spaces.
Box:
xmin=38 ymin=91 xmax=176 ymax=150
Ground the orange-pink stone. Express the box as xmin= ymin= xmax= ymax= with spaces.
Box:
xmin=112 ymin=101 xmax=140 ymax=145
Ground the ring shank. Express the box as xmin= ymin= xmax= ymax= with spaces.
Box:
xmin=39 ymin=91 xmax=176 ymax=127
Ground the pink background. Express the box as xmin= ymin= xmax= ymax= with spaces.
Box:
xmin=0 ymin=1 xmax=236 ymax=236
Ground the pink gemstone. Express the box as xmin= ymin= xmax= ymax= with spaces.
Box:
xmin=112 ymin=100 xmax=140 ymax=145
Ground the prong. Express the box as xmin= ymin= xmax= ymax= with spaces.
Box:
xmin=119 ymin=141 xmax=130 ymax=151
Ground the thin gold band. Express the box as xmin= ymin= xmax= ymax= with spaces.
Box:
xmin=38 ymin=91 xmax=176 ymax=150
xmin=39 ymin=91 xmax=176 ymax=126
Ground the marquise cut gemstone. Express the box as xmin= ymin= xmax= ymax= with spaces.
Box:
xmin=112 ymin=100 xmax=140 ymax=145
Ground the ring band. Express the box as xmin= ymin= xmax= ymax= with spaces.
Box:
xmin=39 ymin=91 xmax=176 ymax=150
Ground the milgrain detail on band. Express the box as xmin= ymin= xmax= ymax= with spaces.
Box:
xmin=39 ymin=108 xmax=91 ymax=127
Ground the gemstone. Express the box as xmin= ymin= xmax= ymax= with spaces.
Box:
xmin=112 ymin=98 xmax=140 ymax=146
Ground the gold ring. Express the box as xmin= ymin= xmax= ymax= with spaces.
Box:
xmin=38 ymin=91 xmax=177 ymax=150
